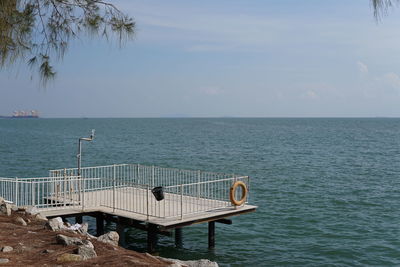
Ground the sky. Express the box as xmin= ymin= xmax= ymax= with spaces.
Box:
xmin=2 ymin=0 xmax=400 ymax=118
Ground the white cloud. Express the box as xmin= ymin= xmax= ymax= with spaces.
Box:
xmin=186 ymin=44 xmax=238 ymax=52
xmin=305 ymin=90 xmax=318 ymax=99
xmin=200 ymin=86 xmax=223 ymax=96
xmin=357 ymin=61 xmax=368 ymax=74
xmin=382 ymin=72 xmax=400 ymax=89
xmin=116 ymin=0 xmax=361 ymax=52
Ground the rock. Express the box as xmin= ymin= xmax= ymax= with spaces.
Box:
xmin=78 ymin=223 xmax=89 ymax=235
xmin=67 ymin=223 xmax=88 ymax=233
xmin=159 ymin=257 xmax=219 ymax=267
xmin=11 ymin=205 xmax=18 ymax=212
xmin=0 ymin=203 xmax=11 ymax=216
xmin=0 ymin=197 xmax=4 ymax=205
xmin=35 ymin=213 xmax=48 ymax=221
xmin=46 ymin=217 xmax=64 ymax=231
xmin=25 ymin=206 xmax=39 ymax=216
xmin=185 ymin=259 xmax=219 ymax=267
xmin=56 ymin=234 xmax=84 ymax=246
xmin=98 ymin=231 xmax=119 ymax=246
xmin=57 ymin=253 xmax=83 ymax=262
xmin=14 ymin=216 xmax=27 ymax=226
xmin=75 ymin=245 xmax=97 ymax=260
xmin=0 ymin=259 xmax=9 ymax=264
xmin=82 ymin=240 xmax=94 ymax=249
xmin=86 ymin=233 xmax=97 ymax=239
xmin=0 ymin=246 xmax=13 ymax=253
xmin=42 ymin=249 xmax=55 ymax=254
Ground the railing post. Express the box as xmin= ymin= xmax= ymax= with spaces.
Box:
xmin=31 ymin=181 xmax=35 ymax=207
xmin=63 ymin=169 xmax=67 ymax=207
xmin=113 ymin=164 xmax=116 ymax=212
xmin=15 ymin=177 xmax=18 ymax=207
xmin=82 ymin=171 xmax=85 ymax=211
xmin=197 ymin=170 xmax=201 ymax=199
xmin=247 ymin=176 xmax=250 ymax=204
xmin=180 ymin=184 xmax=183 ymax=220
xmin=152 ymin=166 xmax=155 ymax=187
xmin=146 ymin=184 xmax=149 ymax=221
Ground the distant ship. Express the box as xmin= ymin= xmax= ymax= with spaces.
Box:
xmin=0 ymin=110 xmax=40 ymax=119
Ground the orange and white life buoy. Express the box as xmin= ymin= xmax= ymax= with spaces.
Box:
xmin=229 ymin=181 xmax=247 ymax=206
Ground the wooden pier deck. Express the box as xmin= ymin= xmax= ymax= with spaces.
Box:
xmin=39 ymin=187 xmax=257 ymax=252
xmin=40 ymin=187 xmax=256 ymax=229
xmin=1 ymin=164 xmax=257 ymax=252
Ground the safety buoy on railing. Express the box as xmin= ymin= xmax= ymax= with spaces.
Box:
xmin=229 ymin=181 xmax=247 ymax=206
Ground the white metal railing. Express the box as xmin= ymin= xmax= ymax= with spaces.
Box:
xmin=0 ymin=176 xmax=82 ymax=209
xmin=0 ymin=164 xmax=251 ymax=220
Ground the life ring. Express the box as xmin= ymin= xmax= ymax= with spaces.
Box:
xmin=229 ymin=181 xmax=247 ymax=206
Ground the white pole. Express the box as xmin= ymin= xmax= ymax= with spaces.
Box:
xmin=146 ymin=184 xmax=149 ymax=221
xmin=15 ymin=177 xmax=18 ymax=207
xmin=113 ymin=164 xmax=116 ymax=212
xmin=180 ymin=184 xmax=183 ymax=220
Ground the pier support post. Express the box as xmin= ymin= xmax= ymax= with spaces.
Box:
xmin=116 ymin=223 xmax=126 ymax=246
xmin=75 ymin=215 xmax=83 ymax=224
xmin=147 ymin=224 xmax=158 ymax=253
xmin=175 ymin=227 xmax=183 ymax=248
xmin=208 ymin=221 xmax=215 ymax=249
xmin=96 ymin=213 xmax=104 ymax=236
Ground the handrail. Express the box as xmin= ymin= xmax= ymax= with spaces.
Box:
xmin=0 ymin=164 xmax=251 ymax=219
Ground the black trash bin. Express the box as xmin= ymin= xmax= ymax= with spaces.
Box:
xmin=151 ymin=186 xmax=164 ymax=201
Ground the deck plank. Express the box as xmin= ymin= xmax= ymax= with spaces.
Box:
xmin=39 ymin=186 xmax=257 ymax=228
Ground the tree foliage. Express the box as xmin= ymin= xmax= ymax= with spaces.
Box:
xmin=372 ymin=0 xmax=399 ymax=19
xmin=0 ymin=0 xmax=135 ymax=85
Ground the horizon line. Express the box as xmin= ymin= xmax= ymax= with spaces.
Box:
xmin=14 ymin=116 xmax=400 ymax=119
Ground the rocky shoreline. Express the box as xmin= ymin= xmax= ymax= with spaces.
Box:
xmin=0 ymin=198 xmax=218 ymax=266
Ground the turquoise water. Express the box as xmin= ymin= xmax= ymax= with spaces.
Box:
xmin=1 ymin=118 xmax=400 ymax=266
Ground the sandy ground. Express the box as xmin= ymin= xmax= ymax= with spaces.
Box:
xmin=0 ymin=212 xmax=169 ymax=266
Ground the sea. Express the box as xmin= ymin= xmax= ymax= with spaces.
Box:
xmin=0 ymin=118 xmax=399 ymax=266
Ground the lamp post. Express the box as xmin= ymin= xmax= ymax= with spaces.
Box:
xmin=77 ymin=129 xmax=95 ymax=176
xmin=77 ymin=129 xmax=95 ymax=210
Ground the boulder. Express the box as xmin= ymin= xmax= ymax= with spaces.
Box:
xmin=25 ymin=206 xmax=39 ymax=216
xmin=0 ymin=246 xmax=13 ymax=253
xmin=14 ymin=216 xmax=27 ymax=226
xmin=98 ymin=231 xmax=119 ymax=246
xmin=159 ymin=257 xmax=219 ymax=267
xmin=42 ymin=249 xmax=54 ymax=254
xmin=46 ymin=217 xmax=64 ymax=231
xmin=56 ymin=234 xmax=84 ymax=246
xmin=0 ymin=203 xmax=11 ymax=216
xmin=82 ymin=240 xmax=94 ymax=249
xmin=86 ymin=233 xmax=97 ymax=239
xmin=75 ymin=245 xmax=97 ymax=260
xmin=57 ymin=253 xmax=83 ymax=262
xmin=78 ymin=222 xmax=89 ymax=235
xmin=0 ymin=259 xmax=9 ymax=264
xmin=0 ymin=197 xmax=4 ymax=205
xmin=35 ymin=213 xmax=48 ymax=221
xmin=67 ymin=223 xmax=88 ymax=234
